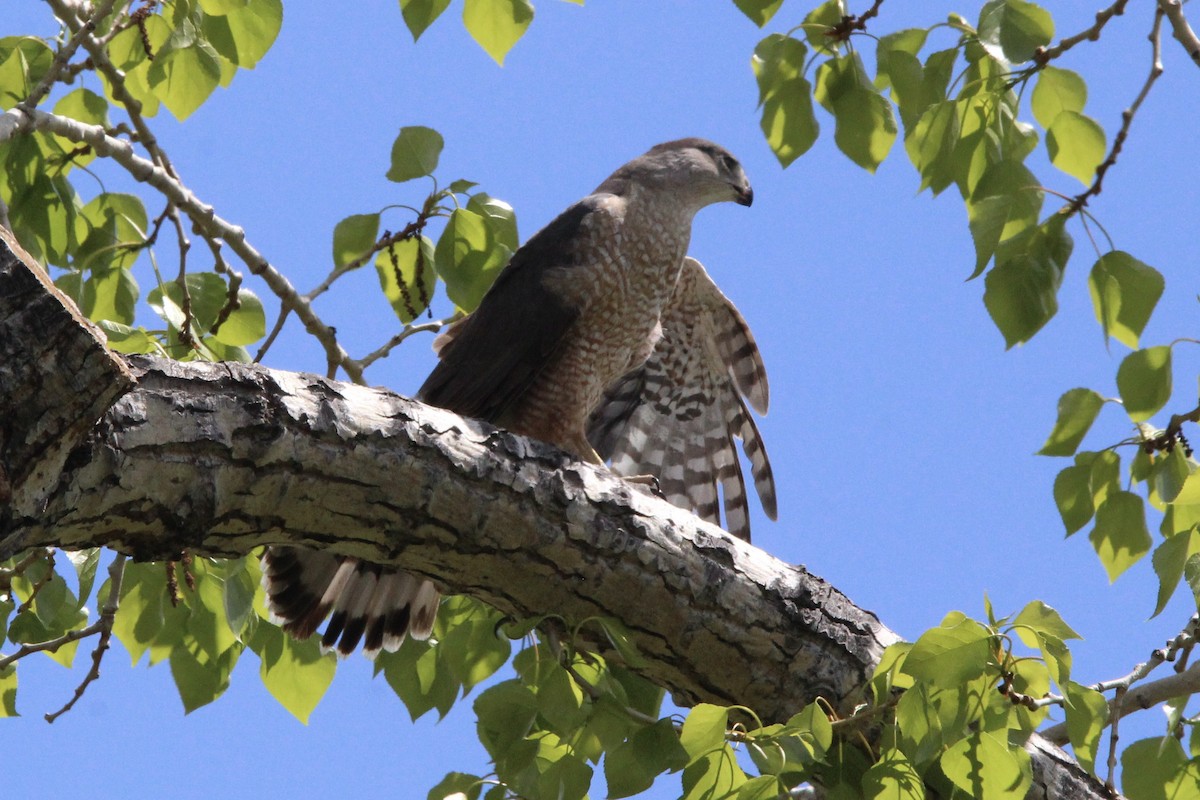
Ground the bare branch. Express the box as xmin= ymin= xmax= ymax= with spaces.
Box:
xmin=17 ymin=0 xmax=120 ymax=113
xmin=1159 ymin=0 xmax=1200 ymax=64
xmin=1032 ymin=0 xmax=1130 ymax=65
xmin=1065 ymin=6 xmax=1164 ymax=215
xmin=357 ymin=312 xmax=463 ymax=371
xmin=0 ymin=108 xmax=361 ymax=382
xmin=44 ymin=553 xmax=128 ymax=722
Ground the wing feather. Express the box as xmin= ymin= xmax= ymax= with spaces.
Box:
xmin=419 ymin=195 xmax=619 ymax=421
xmin=587 ymin=257 xmax=775 ymax=541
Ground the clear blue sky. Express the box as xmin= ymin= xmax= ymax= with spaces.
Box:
xmin=7 ymin=2 xmax=1200 ymax=798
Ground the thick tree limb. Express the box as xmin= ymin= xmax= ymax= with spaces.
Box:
xmin=0 ymin=236 xmax=1115 ymax=798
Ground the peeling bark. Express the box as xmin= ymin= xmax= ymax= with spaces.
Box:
xmin=0 ymin=236 xmax=1114 ymax=798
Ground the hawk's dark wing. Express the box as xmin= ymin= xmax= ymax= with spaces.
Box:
xmin=419 ymin=195 xmax=619 ymax=422
xmin=587 ymin=257 xmax=776 ymax=541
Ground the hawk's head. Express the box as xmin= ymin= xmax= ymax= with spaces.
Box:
xmin=603 ymin=138 xmax=754 ymax=210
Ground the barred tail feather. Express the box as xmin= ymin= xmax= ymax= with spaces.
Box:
xmin=262 ymin=546 xmax=441 ymax=658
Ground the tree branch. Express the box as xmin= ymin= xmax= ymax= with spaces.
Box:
xmin=1158 ymin=0 xmax=1200 ymax=64
xmin=0 ymin=235 xmax=1117 ymax=798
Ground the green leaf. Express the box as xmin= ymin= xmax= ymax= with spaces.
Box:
xmin=1088 ymin=251 xmax=1164 ymax=349
xmin=0 ymin=665 xmax=16 ymax=717
xmin=1062 ymin=681 xmax=1109 ymax=774
xmin=427 ymin=772 xmax=484 ymax=800
xmin=1089 ymin=491 xmax=1151 ymax=582
xmin=466 ymin=193 xmax=519 ymax=251
xmin=784 ymin=703 xmax=834 ymax=763
xmin=375 ymin=235 xmax=437 ymax=322
xmin=967 ymin=195 xmax=1012 ymax=279
xmin=1185 ymin=554 xmax=1200 ymax=609
xmin=1010 ymin=600 xmax=1081 ymax=643
xmin=736 ymin=775 xmax=788 ymax=800
xmin=679 ymin=703 xmax=729 ymax=763
xmin=1031 ymin=66 xmax=1086 ymax=130
xmin=1152 ymin=527 xmax=1200 ymax=617
xmin=734 ymin=0 xmax=784 ymax=27
xmin=682 ymin=747 xmax=747 ymax=800
xmin=436 ymin=596 xmax=511 ymax=692
xmin=201 ymin=0 xmax=283 ymax=69
xmin=752 ymin=35 xmax=818 ymax=168
xmin=1117 ymin=345 xmax=1173 ymax=422
xmin=462 ymin=0 xmax=534 ymax=66
xmin=905 ymin=100 xmax=959 ymax=194
xmin=146 ymin=23 xmax=222 ymax=120
xmin=378 ymin=637 xmax=459 ymax=721
xmin=434 ymin=208 xmax=510 ymax=311
xmin=977 ymin=0 xmax=1054 ymax=64
xmin=474 ymin=680 xmax=539 ymax=760
xmin=862 ymin=748 xmax=924 ymax=799
xmin=248 ymin=621 xmax=335 ymax=723
xmin=65 ymin=549 xmax=101 ymax=610
xmin=1038 ymin=388 xmax=1104 ymax=456
xmin=814 ymin=53 xmax=897 ymax=172
xmin=1121 ymin=737 xmax=1200 ymax=799
xmin=0 ymin=36 xmax=54 ymax=107
xmin=983 ymin=215 xmax=1072 ymax=348
xmin=209 ymin=288 xmax=265 ymax=346
xmin=1088 ymin=449 xmax=1122 ymax=509
xmin=75 ymin=191 xmax=149 ymax=273
xmin=401 ymin=0 xmax=453 ymax=41
xmin=801 ymin=0 xmax=847 ymax=55
xmin=604 ymin=718 xmax=689 ymax=798
xmin=51 ymin=88 xmax=111 ymax=168
xmin=901 ymin=616 xmax=994 ymax=688
xmin=169 ymin=640 xmax=238 ymax=713
xmin=941 ymin=731 xmax=1031 ymax=798
xmin=1046 ymin=111 xmax=1105 ymax=186
xmin=972 ymin=160 xmax=1043 ymax=246
xmin=1151 ymin=445 xmax=1191 ymax=506
xmin=387 ymin=126 xmax=444 ymax=182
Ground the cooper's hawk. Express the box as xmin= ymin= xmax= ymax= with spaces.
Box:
xmin=263 ymin=138 xmax=775 ymax=656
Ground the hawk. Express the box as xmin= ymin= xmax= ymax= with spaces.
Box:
xmin=263 ymin=139 xmax=776 ymax=656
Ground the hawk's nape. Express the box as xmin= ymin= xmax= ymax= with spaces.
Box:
xmin=263 ymin=138 xmax=768 ymax=657
xmin=586 ymin=257 xmax=776 ymax=542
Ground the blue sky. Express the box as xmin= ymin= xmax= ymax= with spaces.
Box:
xmin=7 ymin=1 xmax=1200 ymax=797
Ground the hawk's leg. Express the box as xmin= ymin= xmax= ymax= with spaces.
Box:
xmin=577 ymin=437 xmax=665 ymax=498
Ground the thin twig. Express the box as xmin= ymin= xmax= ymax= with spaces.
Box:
xmin=827 ymin=0 xmax=886 ymax=43
xmin=356 ymin=312 xmax=463 ymax=372
xmin=1032 ymin=0 xmax=1130 ymax=65
xmin=1040 ymin=614 xmax=1200 ymax=744
xmin=1065 ymin=6 xmax=1164 ymax=215
xmin=17 ymin=0 xmax=120 ymax=112
xmin=0 ymin=109 xmax=361 ymax=382
xmin=44 ymin=553 xmax=128 ymax=722
xmin=1159 ymin=0 xmax=1200 ymax=64
xmin=45 ymin=0 xmax=178 ymax=178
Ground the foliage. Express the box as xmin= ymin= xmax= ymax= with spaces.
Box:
xmin=4 ymin=1 xmax=1200 ymax=798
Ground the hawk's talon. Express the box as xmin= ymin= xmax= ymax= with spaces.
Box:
xmin=625 ymin=473 xmax=664 ymax=498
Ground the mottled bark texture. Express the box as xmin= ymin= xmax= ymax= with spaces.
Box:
xmin=0 ymin=235 xmax=1111 ymax=798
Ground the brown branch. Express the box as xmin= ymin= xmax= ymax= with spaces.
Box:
xmin=1141 ymin=400 xmax=1200 ymax=456
xmin=357 ymin=312 xmax=463 ymax=371
xmin=0 ymin=109 xmax=361 ymax=382
xmin=44 ymin=553 xmax=128 ymax=723
xmin=827 ymin=0 xmax=886 ymax=43
xmin=1032 ymin=0 xmax=1131 ymax=65
xmin=1066 ymin=6 xmax=1164 ymax=215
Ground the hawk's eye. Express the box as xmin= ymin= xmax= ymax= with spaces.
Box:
xmin=718 ymin=153 xmax=737 ymax=174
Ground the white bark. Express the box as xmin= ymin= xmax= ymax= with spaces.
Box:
xmin=0 ymin=235 xmax=1115 ymax=798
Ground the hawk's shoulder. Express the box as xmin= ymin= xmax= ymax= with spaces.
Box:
xmin=418 ymin=193 xmax=624 ymax=421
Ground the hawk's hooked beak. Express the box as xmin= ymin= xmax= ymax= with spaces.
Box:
xmin=736 ymin=184 xmax=754 ymax=207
